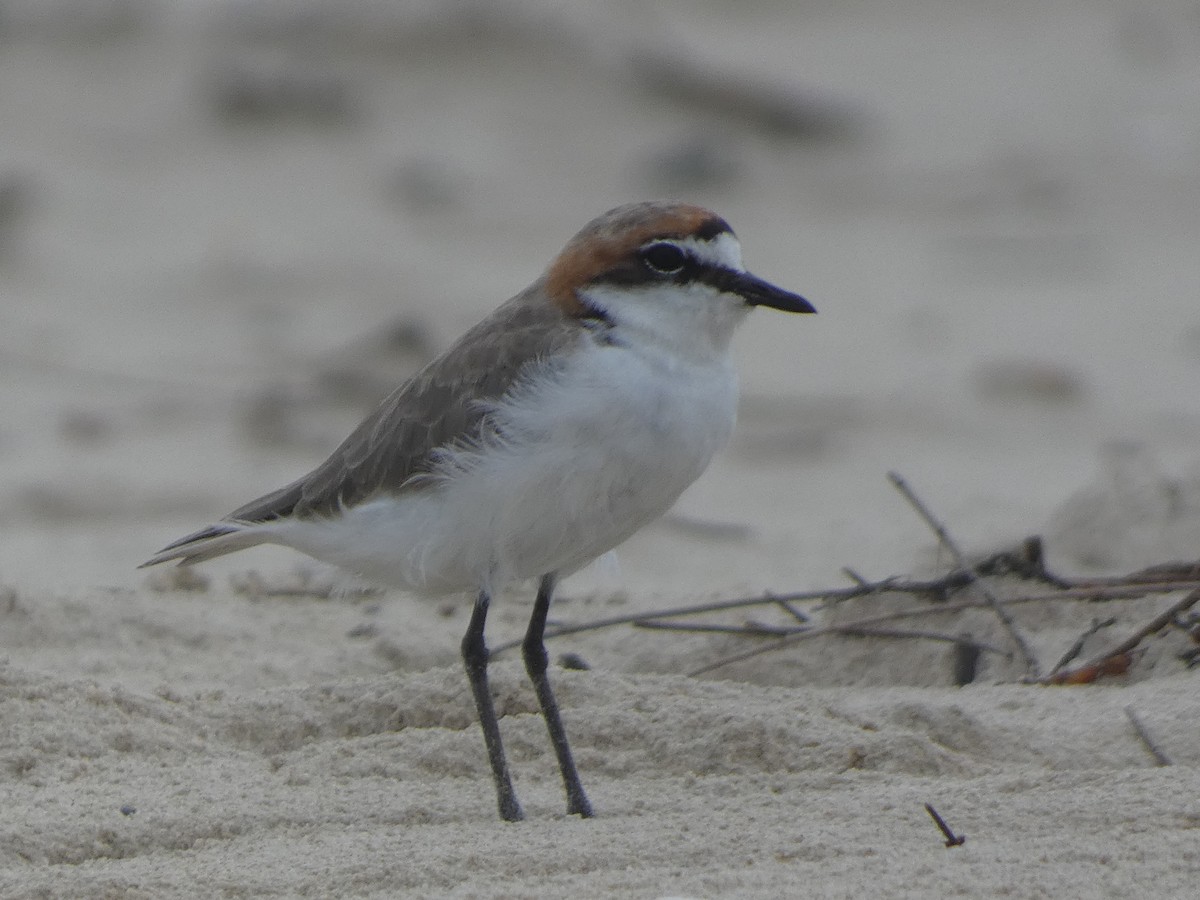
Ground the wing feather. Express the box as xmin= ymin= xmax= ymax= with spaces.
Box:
xmin=225 ymin=279 xmax=584 ymax=524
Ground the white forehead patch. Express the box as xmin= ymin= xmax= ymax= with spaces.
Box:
xmin=670 ymin=231 xmax=745 ymax=272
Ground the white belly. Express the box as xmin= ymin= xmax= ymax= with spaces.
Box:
xmin=277 ymin=340 xmax=739 ymax=594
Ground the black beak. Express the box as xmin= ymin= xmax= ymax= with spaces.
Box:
xmin=729 ymin=271 xmax=816 ymax=314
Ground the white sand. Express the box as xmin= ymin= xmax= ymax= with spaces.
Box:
xmin=2 ymin=1 xmax=1200 ymax=896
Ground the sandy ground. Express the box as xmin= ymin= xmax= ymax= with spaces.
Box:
xmin=3 ymin=0 xmax=1200 ymax=896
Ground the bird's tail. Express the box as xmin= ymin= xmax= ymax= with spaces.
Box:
xmin=139 ymin=522 xmax=269 ymax=569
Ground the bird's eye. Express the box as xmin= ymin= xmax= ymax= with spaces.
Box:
xmin=640 ymin=242 xmax=687 ymax=275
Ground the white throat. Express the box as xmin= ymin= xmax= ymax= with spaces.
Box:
xmin=577 ymin=231 xmax=751 ymax=364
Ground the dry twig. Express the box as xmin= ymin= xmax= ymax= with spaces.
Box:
xmin=1044 ymin=589 xmax=1200 ymax=685
xmin=494 ymin=574 xmax=1200 ymax=659
xmin=1124 ymin=706 xmax=1172 ymax=766
xmin=888 ymin=471 xmax=1041 ymax=678
xmin=684 ymin=595 xmax=1051 ymax=677
xmin=635 ymin=620 xmax=794 ymax=637
xmin=493 ymin=573 xmax=1200 ymax=676
xmin=924 ymin=803 xmax=966 ymax=847
xmin=774 ymin=598 xmax=810 ymax=623
xmin=1048 ymin=617 xmax=1118 ymax=677
xmin=634 ymin=617 xmax=1006 ymax=655
xmin=481 ymin=466 xmax=1200 ymax=687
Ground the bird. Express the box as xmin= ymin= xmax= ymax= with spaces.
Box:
xmin=142 ymin=200 xmax=815 ymax=821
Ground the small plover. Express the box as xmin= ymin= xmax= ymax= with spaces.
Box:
xmin=143 ymin=200 xmax=815 ymax=821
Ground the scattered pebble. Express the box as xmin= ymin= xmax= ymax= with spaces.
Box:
xmin=558 ymin=652 xmax=590 ymax=671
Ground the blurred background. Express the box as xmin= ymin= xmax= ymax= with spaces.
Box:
xmin=2 ymin=0 xmax=1200 ymax=593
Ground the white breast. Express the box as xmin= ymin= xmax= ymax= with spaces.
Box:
xmin=283 ymin=336 xmax=739 ymax=595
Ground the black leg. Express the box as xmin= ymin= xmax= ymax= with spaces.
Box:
xmin=522 ymin=573 xmax=594 ymax=817
xmin=461 ymin=590 xmax=524 ymax=822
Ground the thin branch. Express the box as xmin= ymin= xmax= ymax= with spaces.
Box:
xmin=492 ymin=581 xmax=940 ymax=655
xmin=775 ymin=598 xmax=810 ymax=624
xmin=841 ymin=567 xmax=871 ymax=587
xmin=635 ymin=620 xmax=797 ymax=637
xmin=1048 ymin=617 xmax=1117 ymax=676
xmin=495 ymin=577 xmax=1200 ymax=657
xmin=634 ymin=617 xmax=1006 ymax=655
xmin=1076 ymin=560 xmax=1200 ymax=589
xmin=888 ymin=471 xmax=1041 ymax=678
xmin=489 ymin=590 xmax=819 ymax=655
xmin=1124 ymin=706 xmax=1172 ymax=766
xmin=686 ymin=594 xmax=1057 ymax=677
xmin=979 ymin=581 xmax=1200 ymax=602
xmin=835 ymin=626 xmax=1006 ymax=656
xmin=489 ymin=552 xmax=1200 ymax=667
xmin=1045 ymin=589 xmax=1200 ymax=684
xmin=924 ymin=803 xmax=966 ymax=847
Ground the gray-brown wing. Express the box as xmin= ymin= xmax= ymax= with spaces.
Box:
xmin=225 ymin=281 xmax=584 ymax=524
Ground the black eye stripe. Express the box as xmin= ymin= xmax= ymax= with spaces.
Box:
xmin=587 ymin=240 xmax=743 ymax=292
xmin=590 ymin=260 xmax=743 ymax=294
